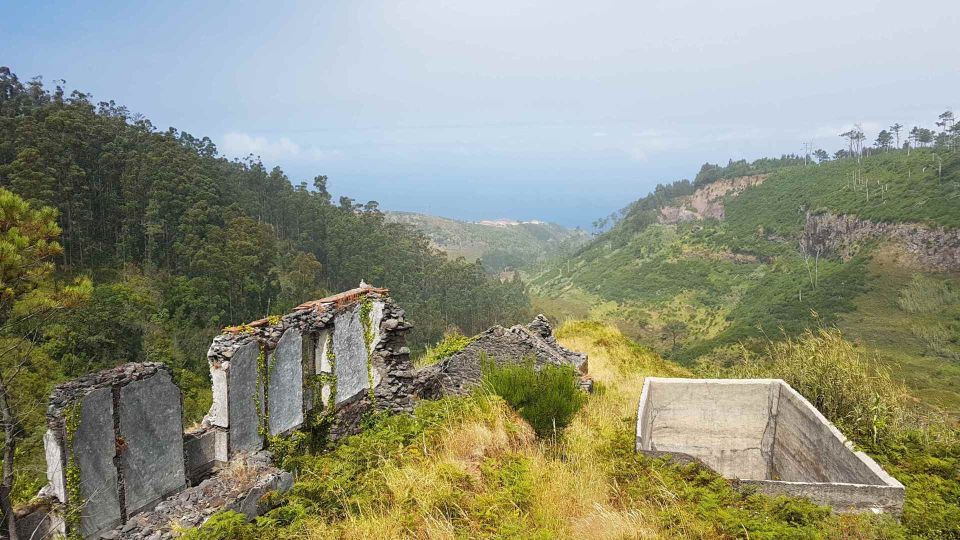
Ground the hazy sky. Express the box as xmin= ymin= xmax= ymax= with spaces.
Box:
xmin=4 ymin=0 xmax=958 ymax=226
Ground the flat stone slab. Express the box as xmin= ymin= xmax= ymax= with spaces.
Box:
xmin=268 ymin=328 xmax=304 ymax=435
xmin=333 ymin=305 xmax=370 ymax=404
xmin=227 ymin=340 xmax=264 ymax=455
xmin=72 ymin=387 xmax=122 ymax=538
xmin=118 ymin=370 xmax=186 ymax=515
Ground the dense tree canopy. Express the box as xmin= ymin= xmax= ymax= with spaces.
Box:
xmin=0 ymin=67 xmax=531 ymax=436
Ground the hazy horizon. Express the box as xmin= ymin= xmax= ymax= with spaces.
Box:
xmin=5 ymin=0 xmax=958 ymax=227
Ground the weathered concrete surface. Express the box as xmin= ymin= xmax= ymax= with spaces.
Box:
xmin=72 ymin=386 xmax=123 ymax=537
xmin=333 ymin=304 xmax=370 ymax=404
xmin=315 ymin=329 xmax=332 ymax=407
xmin=773 ymin=384 xmax=879 ymax=484
xmin=226 ymin=340 xmax=264 ymax=455
xmin=43 ymin=428 xmax=66 ymax=503
xmin=636 ymin=378 xmax=904 ymax=513
xmin=637 ymin=379 xmax=777 ymax=479
xmin=368 ymin=301 xmax=385 ymax=353
xmin=268 ymin=328 xmax=304 ymax=435
xmin=119 ymin=370 xmax=187 ymax=516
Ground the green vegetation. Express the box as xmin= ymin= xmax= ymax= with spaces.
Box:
xmin=0 ymin=188 xmax=91 ymax=529
xmin=481 ymin=359 xmax=586 ymax=438
xmin=533 ymin=139 xmax=960 ymax=417
xmin=385 ymin=211 xmax=588 ymax=273
xmin=0 ymin=68 xmax=531 ymax=507
xmin=182 ymin=322 xmax=916 ymax=539
xmin=414 ymin=331 xmax=473 ymax=367
xmin=725 ymin=150 xmax=960 ymax=237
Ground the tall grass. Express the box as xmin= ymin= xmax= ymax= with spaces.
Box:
xmin=898 ymin=274 xmax=959 ymax=314
xmin=181 ymin=322 xmax=906 ymax=539
xmin=717 ymin=328 xmax=909 ymax=445
xmin=414 ymin=331 xmax=474 ymax=367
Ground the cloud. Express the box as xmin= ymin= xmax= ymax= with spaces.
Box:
xmin=220 ymin=132 xmax=342 ymax=162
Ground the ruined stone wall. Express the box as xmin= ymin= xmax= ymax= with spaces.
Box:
xmin=802 ymin=211 xmax=960 ymax=272
xmin=41 ymin=363 xmax=186 ymax=538
xmin=19 ymin=284 xmax=412 ymax=539
xmin=18 ymin=287 xmax=589 ymax=538
xmin=200 ymin=284 xmax=413 ymax=455
xmin=414 ymin=314 xmax=588 ymax=399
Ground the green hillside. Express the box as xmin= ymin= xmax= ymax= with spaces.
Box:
xmin=532 ymin=149 xmax=960 ymax=414
xmin=385 ymin=211 xmax=588 ymax=273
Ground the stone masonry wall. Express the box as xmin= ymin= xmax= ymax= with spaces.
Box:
xmin=42 ymin=363 xmax=186 ymax=538
xmin=414 ymin=314 xmax=588 ymax=399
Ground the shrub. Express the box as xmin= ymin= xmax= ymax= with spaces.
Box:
xmin=481 ymin=358 xmax=586 ymax=438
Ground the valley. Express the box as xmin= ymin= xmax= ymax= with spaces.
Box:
xmin=532 ymin=150 xmax=960 ymax=415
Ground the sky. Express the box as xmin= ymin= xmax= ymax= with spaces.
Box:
xmin=3 ymin=0 xmax=958 ymax=227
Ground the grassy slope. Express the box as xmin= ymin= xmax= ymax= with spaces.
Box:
xmin=184 ymin=323 xmax=905 ymax=539
xmin=385 ymin=211 xmax=588 ymax=271
xmin=836 ymin=249 xmax=960 ymax=415
xmin=532 ymin=150 xmax=960 ymax=412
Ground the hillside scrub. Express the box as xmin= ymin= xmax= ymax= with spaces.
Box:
xmin=183 ymin=322 xmax=903 ymax=539
xmin=481 ymin=359 xmax=586 ymax=438
xmin=697 ymin=327 xmax=960 ymax=537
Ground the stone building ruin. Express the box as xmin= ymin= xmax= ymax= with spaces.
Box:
xmin=19 ymin=284 xmax=413 ymax=539
xmin=17 ymin=284 xmax=586 ymax=539
xmin=13 ymin=284 xmax=908 ymax=538
xmin=636 ymin=378 xmax=905 ymax=513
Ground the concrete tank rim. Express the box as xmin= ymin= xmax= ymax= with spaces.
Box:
xmin=635 ymin=377 xmax=904 ymax=490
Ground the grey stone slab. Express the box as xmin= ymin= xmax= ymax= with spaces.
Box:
xmin=207 ymin=361 xmax=229 ymax=428
xmin=184 ymin=428 xmax=227 ymax=483
xmin=71 ymin=387 xmax=122 ymax=538
xmin=228 ymin=340 xmax=264 ymax=455
xmin=43 ymin=428 xmax=66 ymax=503
xmin=268 ymin=328 xmax=304 ymax=435
xmin=118 ymin=370 xmax=186 ymax=516
xmin=333 ymin=305 xmax=370 ymax=404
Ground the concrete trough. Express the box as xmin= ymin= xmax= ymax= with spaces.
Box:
xmin=635 ymin=378 xmax=904 ymax=513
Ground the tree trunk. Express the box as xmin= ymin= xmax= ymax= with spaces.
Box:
xmin=0 ymin=381 xmax=19 ymax=540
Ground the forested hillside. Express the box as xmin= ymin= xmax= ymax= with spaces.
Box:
xmin=533 ymin=134 xmax=960 ymax=414
xmin=0 ymin=68 xmax=530 ymax=502
xmin=384 ymin=211 xmax=588 ymax=273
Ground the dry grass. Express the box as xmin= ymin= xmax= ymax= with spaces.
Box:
xmin=183 ymin=321 xmax=907 ymax=539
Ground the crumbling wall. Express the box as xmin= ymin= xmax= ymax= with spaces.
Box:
xmin=414 ymin=314 xmax=588 ymax=399
xmin=201 ymin=284 xmax=413 ymax=455
xmin=42 ymin=363 xmax=186 ymax=538
xmin=19 ymin=287 xmax=582 ymax=537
